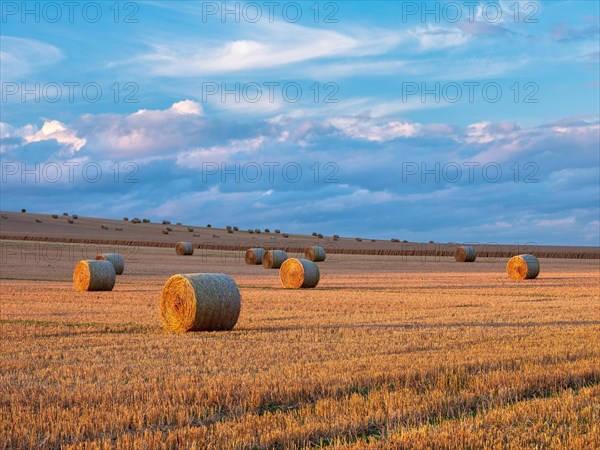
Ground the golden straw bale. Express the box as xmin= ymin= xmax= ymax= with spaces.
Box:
xmin=73 ymin=260 xmax=116 ymax=291
xmin=176 ymin=242 xmax=194 ymax=256
xmin=455 ymin=246 xmax=477 ymax=262
xmin=245 ymin=248 xmax=265 ymax=265
xmin=95 ymin=253 xmax=125 ymax=275
xmin=304 ymin=246 xmax=326 ymax=262
xmin=262 ymin=250 xmax=288 ymax=269
xmin=160 ymin=273 xmax=241 ymax=332
xmin=507 ymin=254 xmax=540 ymax=280
xmin=280 ymin=258 xmax=320 ymax=289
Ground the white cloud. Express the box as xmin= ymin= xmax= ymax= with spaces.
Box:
xmin=22 ymin=120 xmax=86 ymax=153
xmin=409 ymin=25 xmax=470 ymax=50
xmin=0 ymin=36 xmax=63 ymax=79
xmin=132 ymin=22 xmax=401 ymax=76
xmin=176 ymin=136 xmax=267 ymax=167
xmin=329 ymin=116 xmax=421 ymax=142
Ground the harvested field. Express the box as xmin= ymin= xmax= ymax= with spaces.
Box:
xmin=1 ymin=230 xmax=599 ymax=448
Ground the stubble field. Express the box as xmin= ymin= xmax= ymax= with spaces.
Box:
xmin=1 ymin=240 xmax=599 ymax=449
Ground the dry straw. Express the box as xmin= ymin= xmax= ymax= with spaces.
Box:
xmin=245 ymin=248 xmax=265 ymax=265
xmin=455 ymin=246 xmax=477 ymax=262
xmin=176 ymin=241 xmax=194 ymax=256
xmin=160 ymin=273 xmax=241 ymax=332
xmin=262 ymin=250 xmax=288 ymax=269
xmin=506 ymin=254 xmax=540 ymax=280
xmin=305 ymin=246 xmax=326 ymax=262
xmin=95 ymin=253 xmax=125 ymax=275
xmin=280 ymin=258 xmax=320 ymax=289
xmin=73 ymin=260 xmax=116 ymax=291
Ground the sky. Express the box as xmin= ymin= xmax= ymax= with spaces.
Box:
xmin=1 ymin=0 xmax=599 ymax=245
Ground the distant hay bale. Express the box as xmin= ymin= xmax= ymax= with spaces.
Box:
xmin=188 ymin=227 xmax=194 ymax=232
xmin=176 ymin=222 xmax=181 ymax=226
xmin=115 ymin=227 xmax=123 ymax=231
xmin=123 ymin=217 xmax=129 ymax=221
xmin=162 ymin=220 xmax=171 ymax=225
xmin=312 ymin=232 xmax=318 ymax=237
xmin=233 ymin=226 xmax=239 ymax=231
xmin=132 ymin=218 xmax=141 ymax=223
xmin=160 ymin=273 xmax=241 ymax=332
xmin=72 ymin=214 xmax=78 ymax=219
xmin=264 ymin=228 xmax=270 ymax=233
xmin=280 ymin=258 xmax=320 ymax=289
xmin=226 ymin=226 xmax=232 ymax=230
xmin=371 ymin=239 xmax=376 ymax=242
xmin=356 ymin=238 xmax=363 ymax=242
xmin=305 ymin=246 xmax=326 ymax=262
xmin=35 ymin=219 xmax=42 ymax=223
xmin=143 ymin=219 xmax=150 ymax=223
xmin=507 ymin=254 xmax=540 ymax=280
xmin=51 ymin=214 xmax=58 ymax=219
xmin=73 ymin=260 xmax=116 ymax=292
xmin=262 ymin=250 xmax=288 ymax=269
xmin=282 ymin=233 xmax=289 ymax=238
xmin=95 ymin=253 xmax=125 ymax=275
xmin=63 ymin=212 xmax=68 ymax=216
xmin=248 ymin=229 xmax=254 ymax=234
xmin=166 ymin=227 xmax=173 ymax=232
xmin=176 ymin=242 xmax=194 ymax=256
xmin=455 ymin=246 xmax=477 ymax=262
xmin=245 ymin=248 xmax=264 ymax=265
xmin=100 ymin=224 xmax=109 ymax=230
xmin=274 ymin=229 xmax=280 ymax=234
xmin=255 ymin=229 xmax=261 ymax=234
xmin=21 ymin=209 xmax=26 ymax=213
xmin=193 ymin=233 xmax=201 ymax=237
xmin=391 ymin=238 xmax=399 ymax=243
xmin=162 ymin=230 xmax=169 ymax=235
xmin=212 ymin=234 xmax=219 ymax=238
xmin=317 ymin=234 xmax=323 ymax=239
xmin=333 ymin=234 xmax=339 ymax=241
xmin=68 ymin=219 xmax=75 ymax=224
xmin=1 ymin=214 xmax=8 ymax=219
xmin=207 ymin=224 xmax=212 ymax=228
xmin=227 ymin=229 xmax=233 ymax=234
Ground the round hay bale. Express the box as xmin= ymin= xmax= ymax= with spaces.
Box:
xmin=72 ymin=214 xmax=78 ymax=219
xmin=233 ymin=226 xmax=239 ymax=231
xmin=73 ymin=260 xmax=116 ymax=291
xmin=227 ymin=229 xmax=233 ymax=234
xmin=274 ymin=229 xmax=280 ymax=234
xmin=304 ymin=246 xmax=326 ymax=262
xmin=123 ymin=217 xmax=129 ymax=221
xmin=52 ymin=214 xmax=58 ymax=219
xmin=455 ymin=246 xmax=476 ymax=262
xmin=162 ymin=230 xmax=169 ymax=235
xmin=95 ymin=253 xmax=125 ymax=275
xmin=35 ymin=219 xmax=42 ymax=223
xmin=160 ymin=273 xmax=241 ymax=332
xmin=115 ymin=227 xmax=123 ymax=231
xmin=507 ymin=254 xmax=540 ymax=280
xmin=282 ymin=233 xmax=289 ymax=238
xmin=162 ymin=220 xmax=171 ymax=225
xmin=280 ymin=258 xmax=320 ymax=289
xmin=143 ymin=219 xmax=150 ymax=223
xmin=68 ymin=219 xmax=75 ymax=224
xmin=188 ymin=227 xmax=194 ymax=232
xmin=1 ymin=214 xmax=8 ymax=219
xmin=176 ymin=241 xmax=194 ymax=256
xmin=21 ymin=209 xmax=26 ymax=213
xmin=100 ymin=224 xmax=109 ymax=230
xmin=63 ymin=212 xmax=68 ymax=216
xmin=262 ymin=250 xmax=288 ymax=269
xmin=245 ymin=248 xmax=264 ymax=265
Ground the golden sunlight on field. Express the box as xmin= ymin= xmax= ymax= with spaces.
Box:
xmin=1 ymin=240 xmax=599 ymax=449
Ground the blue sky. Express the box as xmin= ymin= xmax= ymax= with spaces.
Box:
xmin=1 ymin=0 xmax=599 ymax=245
